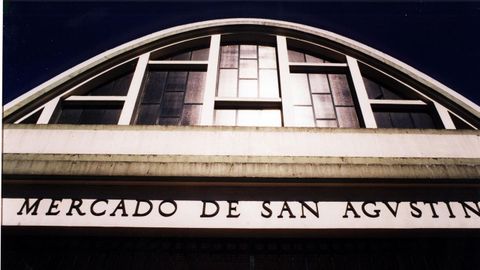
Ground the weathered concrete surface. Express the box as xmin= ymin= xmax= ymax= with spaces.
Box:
xmin=3 ymin=153 xmax=480 ymax=180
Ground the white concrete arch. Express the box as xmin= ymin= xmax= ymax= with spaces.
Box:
xmin=4 ymin=18 xmax=480 ymax=120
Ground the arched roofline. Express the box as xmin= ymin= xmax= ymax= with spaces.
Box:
xmin=4 ymin=18 xmax=480 ymax=119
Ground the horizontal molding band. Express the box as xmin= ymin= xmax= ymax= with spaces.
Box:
xmin=4 ymin=154 xmax=480 ymax=180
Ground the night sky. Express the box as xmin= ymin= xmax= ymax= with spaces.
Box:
xmin=3 ymin=1 xmax=480 ymax=106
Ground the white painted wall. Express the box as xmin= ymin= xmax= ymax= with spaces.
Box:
xmin=4 ymin=126 xmax=479 ymax=159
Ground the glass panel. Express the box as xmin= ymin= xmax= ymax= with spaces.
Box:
xmin=312 ymin=94 xmax=335 ymax=119
xmin=136 ymin=104 xmax=160 ymax=125
xmin=292 ymin=106 xmax=315 ymax=127
xmin=390 ymin=112 xmax=414 ymax=128
xmin=239 ymin=59 xmax=258 ymax=79
xmin=180 ymin=105 xmax=202 ymax=125
xmin=19 ymin=109 xmax=42 ymax=124
xmin=336 ymin=107 xmax=360 ymax=128
xmin=290 ymin=74 xmax=311 ymax=106
xmin=258 ymin=46 xmax=277 ymax=69
xmin=171 ymin=51 xmax=191 ymax=61
xmin=316 ymin=120 xmax=338 ymax=127
xmin=87 ymin=71 xmax=133 ymax=96
xmin=238 ymin=80 xmax=258 ymax=98
xmin=329 ymin=74 xmax=354 ymax=106
xmin=220 ymin=45 xmax=239 ymax=68
xmin=259 ymin=70 xmax=279 ymax=98
xmin=381 ymin=86 xmax=403 ymax=100
xmin=240 ymin=45 xmax=257 ymax=59
xmin=374 ymin=112 xmax=393 ymax=128
xmin=309 ymin=74 xmax=330 ymax=94
xmin=411 ymin=112 xmax=436 ymax=129
xmin=142 ymin=71 xmax=167 ymax=103
xmin=214 ymin=110 xmax=236 ymax=126
xmin=160 ymin=92 xmax=184 ymax=117
xmin=185 ymin=72 xmax=206 ymax=104
xmin=165 ymin=72 xmax=188 ymax=92
xmin=55 ymin=105 xmax=83 ymax=124
xmin=305 ymin=54 xmax=325 ymax=63
xmin=191 ymin=48 xmax=209 ymax=61
xmin=158 ymin=117 xmax=179 ymax=125
xmin=288 ymin=50 xmax=305 ymax=62
xmin=362 ymin=77 xmax=383 ymax=99
xmin=236 ymin=110 xmax=260 ymax=126
xmin=56 ymin=104 xmax=121 ymax=125
xmin=217 ymin=69 xmax=238 ymax=97
xmin=450 ymin=113 xmax=474 ymax=130
xmin=237 ymin=110 xmax=281 ymax=127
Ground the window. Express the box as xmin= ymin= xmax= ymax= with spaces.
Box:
xmin=10 ymin=25 xmax=477 ymax=130
xmin=287 ymin=39 xmax=360 ymax=128
xmin=214 ymin=38 xmax=282 ymax=127
xmin=360 ymin=64 xmax=443 ymax=129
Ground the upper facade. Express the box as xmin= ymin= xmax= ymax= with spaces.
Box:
xmin=4 ymin=18 xmax=480 ymax=130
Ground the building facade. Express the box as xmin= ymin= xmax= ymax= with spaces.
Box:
xmin=3 ymin=19 xmax=480 ymax=269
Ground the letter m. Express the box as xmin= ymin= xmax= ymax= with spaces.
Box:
xmin=17 ymin=198 xmax=42 ymax=215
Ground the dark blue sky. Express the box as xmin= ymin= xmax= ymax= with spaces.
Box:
xmin=3 ymin=1 xmax=480 ymax=105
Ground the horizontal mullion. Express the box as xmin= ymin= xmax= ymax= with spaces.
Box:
xmin=65 ymin=96 xmax=126 ymax=102
xmin=369 ymin=99 xmax=427 ymax=106
xmin=289 ymin=62 xmax=348 ymax=73
xmin=215 ymin=97 xmax=282 ymax=109
xmin=148 ymin=61 xmax=208 ymax=71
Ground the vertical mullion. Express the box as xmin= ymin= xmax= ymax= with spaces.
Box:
xmin=118 ymin=53 xmax=150 ymax=125
xmin=346 ymin=56 xmax=377 ymax=128
xmin=200 ymin=34 xmax=221 ymax=125
xmin=276 ymin=36 xmax=295 ymax=127
xmin=434 ymin=102 xmax=456 ymax=129
xmin=37 ymin=97 xmax=60 ymax=124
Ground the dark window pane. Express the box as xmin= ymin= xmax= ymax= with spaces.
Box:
xmin=329 ymin=74 xmax=354 ymax=106
xmin=87 ymin=71 xmax=133 ymax=96
xmin=165 ymin=72 xmax=188 ymax=92
xmin=240 ymin=45 xmax=257 ymax=59
xmin=362 ymin=77 xmax=383 ymax=99
xmin=136 ymin=104 xmax=161 ymax=125
xmin=390 ymin=112 xmax=414 ymax=128
xmin=191 ymin=48 xmax=209 ymax=61
xmin=160 ymin=92 xmax=184 ymax=117
xmin=336 ymin=107 xmax=360 ymax=128
xmin=362 ymin=76 xmax=416 ymax=100
xmin=381 ymin=86 xmax=403 ymax=100
xmin=55 ymin=106 xmax=83 ymax=124
xmin=19 ymin=109 xmax=42 ymax=124
xmin=220 ymin=45 xmax=239 ymax=68
xmin=158 ymin=117 xmax=179 ymax=125
xmin=142 ymin=71 xmax=167 ymax=103
xmin=309 ymin=74 xmax=330 ymax=94
xmin=450 ymin=113 xmax=474 ymax=130
xmin=411 ymin=112 xmax=437 ymax=129
xmin=181 ymin=105 xmax=202 ymax=125
xmin=170 ymin=51 xmax=191 ymax=60
xmin=185 ymin=72 xmax=207 ymax=104
xmin=288 ymin=50 xmax=305 ymax=62
xmin=56 ymin=104 xmax=121 ymax=125
xmin=374 ymin=112 xmax=393 ymax=128
xmin=312 ymin=94 xmax=336 ymax=119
